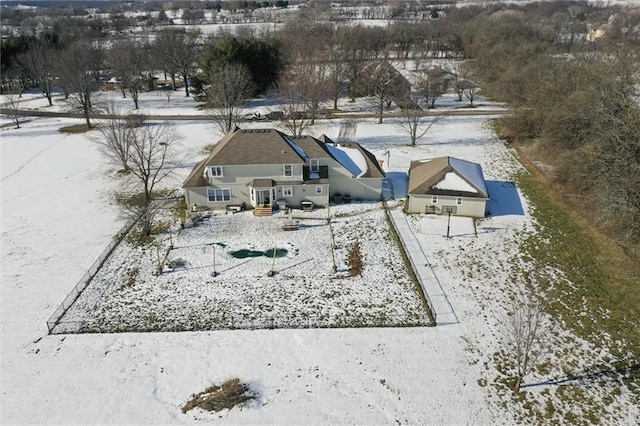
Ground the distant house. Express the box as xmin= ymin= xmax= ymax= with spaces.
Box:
xmin=407 ymin=157 xmax=488 ymax=217
xmin=102 ymin=75 xmax=158 ymax=92
xmin=182 ymin=128 xmax=385 ymax=215
xmin=103 ymin=77 xmax=121 ymax=92
xmin=423 ymin=65 xmax=455 ymax=92
xmin=355 ymin=60 xmax=413 ymax=109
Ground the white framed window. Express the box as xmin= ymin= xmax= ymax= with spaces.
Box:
xmin=283 ymin=164 xmax=293 ymax=177
xmin=456 ymin=197 xmax=463 ymax=206
xmin=431 ymin=196 xmax=438 ymax=204
xmin=282 ymin=186 xmax=293 ymax=197
xmin=207 ymin=188 xmax=231 ymax=202
xmin=310 ymin=159 xmax=320 ymax=172
xmin=210 ymin=166 xmax=223 ymax=177
xmin=315 ymin=186 xmax=323 ymax=195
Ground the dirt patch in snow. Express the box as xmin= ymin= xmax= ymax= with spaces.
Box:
xmin=182 ymin=379 xmax=255 ymax=414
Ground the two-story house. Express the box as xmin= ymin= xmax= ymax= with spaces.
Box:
xmin=182 ymin=128 xmax=385 ymax=214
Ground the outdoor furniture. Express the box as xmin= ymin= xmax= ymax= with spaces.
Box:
xmin=282 ymin=221 xmax=300 ymax=231
xmin=301 ymin=201 xmax=313 ymax=212
xmin=226 ymin=204 xmax=242 ymax=214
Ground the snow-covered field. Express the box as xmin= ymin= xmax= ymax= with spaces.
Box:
xmin=2 ymin=92 xmax=638 ymax=424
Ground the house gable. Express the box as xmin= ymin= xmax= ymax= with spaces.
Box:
xmin=408 ymin=157 xmax=488 ymax=198
xmin=182 ymin=158 xmax=208 ymax=188
xmin=206 ymin=128 xmax=308 ymax=167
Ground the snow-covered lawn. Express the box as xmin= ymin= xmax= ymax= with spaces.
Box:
xmin=2 ymin=92 xmax=638 ymax=424
xmin=57 ymin=202 xmax=430 ymax=333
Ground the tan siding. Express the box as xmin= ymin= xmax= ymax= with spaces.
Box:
xmin=325 ymin=159 xmax=383 ymax=201
xmin=329 ymin=176 xmax=383 ymax=201
xmin=207 ymin=164 xmax=303 ymax=184
xmin=276 ymin=184 xmax=329 ymax=209
xmin=408 ymin=194 xmax=486 ymax=217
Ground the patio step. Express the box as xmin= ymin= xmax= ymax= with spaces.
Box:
xmin=253 ymin=206 xmax=273 ymax=217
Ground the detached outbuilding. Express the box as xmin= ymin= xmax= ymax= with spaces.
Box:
xmin=407 ymin=157 xmax=488 ymax=218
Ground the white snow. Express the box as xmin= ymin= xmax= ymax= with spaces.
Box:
xmin=449 ymin=157 xmax=488 ymax=195
xmin=283 ymin=134 xmax=309 ymax=161
xmin=325 ymin=144 xmax=367 ymax=178
xmin=433 ymin=171 xmax=479 ymax=193
xmin=2 ymin=90 xmax=638 ymax=424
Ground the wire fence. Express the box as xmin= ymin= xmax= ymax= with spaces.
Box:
xmin=46 ymin=215 xmax=140 ymax=334
xmin=49 ymin=312 xmax=432 ymax=335
xmin=383 ymin=201 xmax=438 ymax=325
xmin=47 ymin=198 xmax=435 ymax=335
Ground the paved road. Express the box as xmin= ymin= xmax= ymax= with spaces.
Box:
xmin=1 ymin=107 xmax=510 ymax=122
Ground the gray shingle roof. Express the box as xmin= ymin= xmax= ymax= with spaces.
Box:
xmin=206 ymin=128 xmax=308 ymax=166
xmin=183 ymin=128 xmax=385 ymax=188
xmin=408 ymin=157 xmax=488 ymax=198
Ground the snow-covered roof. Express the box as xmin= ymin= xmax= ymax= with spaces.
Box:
xmin=326 ymin=144 xmax=367 ymax=178
xmin=283 ymin=135 xmax=309 ymax=161
xmin=408 ymin=157 xmax=488 ymax=198
xmin=449 ymin=157 xmax=488 ymax=195
xmin=433 ymin=172 xmax=478 ymax=193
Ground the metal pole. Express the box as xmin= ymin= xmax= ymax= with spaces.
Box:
xmin=268 ymin=246 xmax=277 ymax=276
xmin=271 ymin=246 xmax=277 ymax=271
xmin=212 ymin=244 xmax=218 ymax=277
xmin=446 ymin=211 xmax=451 ymax=238
xmin=156 ymin=246 xmax=162 ymax=274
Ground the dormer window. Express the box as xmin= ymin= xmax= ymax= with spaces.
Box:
xmin=283 ymin=164 xmax=293 ymax=177
xmin=310 ymin=159 xmax=320 ymax=173
xmin=210 ymin=166 xmax=223 ymax=177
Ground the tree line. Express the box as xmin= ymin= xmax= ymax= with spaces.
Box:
xmin=456 ymin=5 xmax=640 ymax=242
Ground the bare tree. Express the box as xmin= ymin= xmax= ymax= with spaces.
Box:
xmin=4 ymin=80 xmax=24 ymax=129
xmin=56 ymin=41 xmax=98 ymax=128
xmin=327 ymin=42 xmax=348 ymax=110
xmin=357 ymin=62 xmax=407 ymax=124
xmin=277 ymin=70 xmax=314 ymax=137
xmin=338 ymin=27 xmax=370 ymax=102
xmin=17 ymin=41 xmax=57 ymax=106
xmin=455 ymin=80 xmax=480 ymax=107
xmin=90 ymin=103 xmax=134 ymax=172
xmin=504 ymin=294 xmax=549 ymax=391
xmin=127 ymin=119 xmax=180 ymax=202
xmin=170 ymin=30 xmax=201 ymax=97
xmin=115 ymin=192 xmax=166 ymax=237
xmin=108 ymin=39 xmax=148 ymax=109
xmin=152 ymin=30 xmax=180 ymax=92
xmin=279 ymin=21 xmax=333 ymax=124
xmin=206 ymin=62 xmax=254 ymax=134
xmin=106 ymin=118 xmax=180 ymax=237
xmin=88 ymin=40 xmax=107 ymax=90
xmin=164 ymin=88 xmax=173 ymax=103
xmin=398 ymin=94 xmax=442 ymax=146
xmin=417 ymin=76 xmax=444 ymax=109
